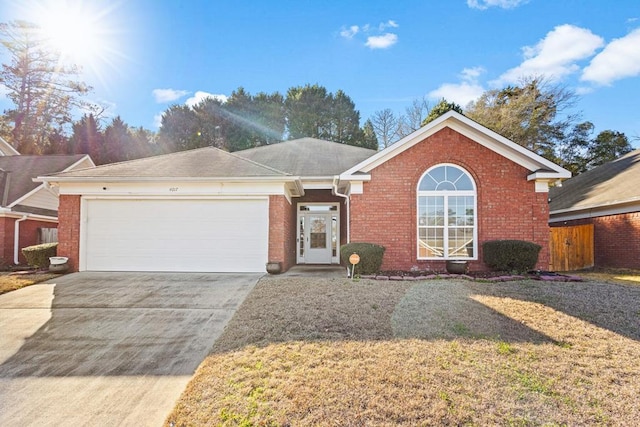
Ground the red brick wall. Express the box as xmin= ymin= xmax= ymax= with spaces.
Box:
xmin=0 ymin=217 xmax=58 ymax=266
xmin=350 ymin=127 xmax=550 ymax=272
xmin=57 ymin=195 xmax=81 ymax=271
xmin=552 ymin=212 xmax=640 ymax=269
xmin=269 ymin=195 xmax=295 ymax=272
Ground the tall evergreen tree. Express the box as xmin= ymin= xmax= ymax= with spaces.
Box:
xmin=0 ymin=20 xmax=92 ymax=153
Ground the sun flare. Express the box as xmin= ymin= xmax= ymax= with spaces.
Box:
xmin=37 ymin=3 xmax=109 ymax=65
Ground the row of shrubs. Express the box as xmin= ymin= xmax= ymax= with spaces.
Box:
xmin=341 ymin=240 xmax=541 ymax=275
xmin=21 ymin=243 xmax=58 ymax=268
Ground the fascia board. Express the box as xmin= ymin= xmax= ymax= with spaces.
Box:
xmin=37 ymin=175 xmax=298 ymax=184
xmin=550 ymin=201 xmax=640 ymax=222
xmin=550 ymin=198 xmax=640 ymax=217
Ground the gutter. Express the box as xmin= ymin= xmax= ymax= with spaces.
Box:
xmin=332 ymin=177 xmax=350 ymax=244
xmin=14 ymin=214 xmax=28 ymax=265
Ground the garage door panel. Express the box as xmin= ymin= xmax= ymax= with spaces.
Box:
xmin=84 ymin=199 xmax=269 ymax=272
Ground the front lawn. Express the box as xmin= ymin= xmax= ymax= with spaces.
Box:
xmin=166 ymin=276 xmax=640 ymax=426
xmin=0 ymin=271 xmax=60 ymax=295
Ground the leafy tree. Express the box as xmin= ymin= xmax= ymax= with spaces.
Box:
xmin=360 ymin=119 xmax=379 ymax=150
xmin=223 ymin=87 xmax=284 ymax=151
xmin=103 ymin=116 xmax=134 ymax=163
xmin=328 ymin=90 xmax=363 ymax=145
xmin=371 ymin=109 xmax=400 ymax=148
xmin=157 ymin=104 xmax=207 ymax=152
xmin=466 ymin=76 xmax=577 ymax=159
xmin=556 ymin=123 xmax=632 ymax=174
xmin=285 ymin=84 xmax=367 ymax=146
xmin=556 ymin=121 xmax=594 ymax=174
xmin=69 ymin=114 xmax=103 ymax=163
xmin=0 ymin=20 xmax=92 ymax=153
xmin=588 ymin=131 xmax=632 ymax=168
xmin=285 ymin=84 xmax=332 ymax=140
xmin=422 ymin=98 xmax=463 ymax=125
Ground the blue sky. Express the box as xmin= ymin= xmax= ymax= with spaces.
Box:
xmin=2 ymin=0 xmax=640 ymax=145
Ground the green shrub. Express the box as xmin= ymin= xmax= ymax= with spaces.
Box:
xmin=482 ymin=240 xmax=541 ymax=273
xmin=21 ymin=243 xmax=58 ymax=268
xmin=340 ymin=242 xmax=386 ymax=275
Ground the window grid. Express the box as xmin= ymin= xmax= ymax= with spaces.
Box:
xmin=417 ymin=165 xmax=476 ymax=260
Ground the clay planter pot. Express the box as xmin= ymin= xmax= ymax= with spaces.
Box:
xmin=266 ymin=262 xmax=282 ymax=274
xmin=446 ymin=260 xmax=468 ymax=274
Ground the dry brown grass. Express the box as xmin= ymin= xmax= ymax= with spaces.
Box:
xmin=573 ymin=268 xmax=640 ymax=287
xmin=166 ymin=276 xmax=640 ymax=426
xmin=0 ymin=272 xmax=60 ymax=295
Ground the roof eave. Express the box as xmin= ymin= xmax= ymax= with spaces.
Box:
xmin=36 ymin=175 xmax=298 ymax=184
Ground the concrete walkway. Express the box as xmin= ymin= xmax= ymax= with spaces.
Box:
xmin=0 ymin=272 xmax=260 ymax=426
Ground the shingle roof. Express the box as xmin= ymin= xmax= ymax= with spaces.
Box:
xmin=0 ymin=155 xmax=87 ymax=207
xmin=46 ymin=139 xmax=378 ymax=180
xmin=46 ymin=147 xmax=290 ymax=179
xmin=549 ymin=149 xmax=640 ymax=213
xmin=235 ymin=138 xmax=377 ymax=176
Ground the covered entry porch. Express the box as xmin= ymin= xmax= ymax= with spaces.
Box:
xmin=269 ymin=189 xmax=349 ymax=273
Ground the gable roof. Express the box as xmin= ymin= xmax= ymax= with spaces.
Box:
xmin=43 ymin=147 xmax=291 ymax=181
xmin=238 ymin=138 xmax=377 ymax=176
xmin=0 ymin=154 xmax=89 ymax=207
xmin=341 ymin=111 xmax=571 ymax=183
xmin=549 ymin=149 xmax=640 ymax=216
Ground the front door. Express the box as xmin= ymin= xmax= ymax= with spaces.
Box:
xmin=297 ymin=204 xmax=339 ymax=264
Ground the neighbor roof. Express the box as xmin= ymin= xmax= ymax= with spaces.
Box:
xmin=43 ymin=147 xmax=290 ymax=180
xmin=237 ymin=138 xmax=377 ymax=176
xmin=0 ymin=155 xmax=88 ymax=206
xmin=549 ymin=149 xmax=640 ymax=214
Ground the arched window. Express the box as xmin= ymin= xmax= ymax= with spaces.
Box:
xmin=417 ymin=164 xmax=476 ymax=259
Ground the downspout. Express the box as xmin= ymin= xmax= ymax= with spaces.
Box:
xmin=14 ymin=214 xmax=28 ymax=265
xmin=332 ymin=177 xmax=350 ymax=244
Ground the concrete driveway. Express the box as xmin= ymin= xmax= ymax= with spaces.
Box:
xmin=0 ymin=271 xmax=260 ymax=426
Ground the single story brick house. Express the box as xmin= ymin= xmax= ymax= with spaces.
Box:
xmin=0 ymin=137 xmax=94 ymax=266
xmin=549 ymin=149 xmax=640 ymax=269
xmin=39 ymin=111 xmax=570 ymax=273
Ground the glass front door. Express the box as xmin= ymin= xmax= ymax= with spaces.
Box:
xmin=297 ymin=204 xmax=339 ymax=264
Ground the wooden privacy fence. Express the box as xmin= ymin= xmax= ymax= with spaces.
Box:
xmin=549 ymin=224 xmax=594 ymax=271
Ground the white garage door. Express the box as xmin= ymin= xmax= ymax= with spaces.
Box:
xmin=83 ymin=198 xmax=269 ymax=272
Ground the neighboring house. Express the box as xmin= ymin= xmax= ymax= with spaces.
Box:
xmin=549 ymin=149 xmax=640 ymax=269
xmin=39 ymin=111 xmax=569 ymax=273
xmin=0 ymin=141 xmax=94 ymax=266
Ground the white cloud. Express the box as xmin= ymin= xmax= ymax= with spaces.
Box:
xmin=340 ymin=25 xmax=359 ymax=39
xmin=185 ymin=91 xmax=228 ymax=107
xmin=365 ymin=33 xmax=398 ymax=49
xmin=152 ymin=88 xmax=189 ymax=103
xmin=467 ymin=0 xmax=528 ymax=10
xmin=340 ymin=21 xmax=399 ymax=49
xmin=379 ymin=20 xmax=398 ymax=31
xmin=428 ymin=67 xmax=486 ymax=106
xmin=581 ymin=28 xmax=640 ymax=85
xmin=493 ymin=24 xmax=604 ymax=85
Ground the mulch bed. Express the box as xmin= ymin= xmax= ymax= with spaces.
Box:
xmin=367 ymin=270 xmax=583 ymax=282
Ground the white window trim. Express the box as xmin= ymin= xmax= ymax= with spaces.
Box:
xmin=416 ymin=164 xmax=478 ymax=260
